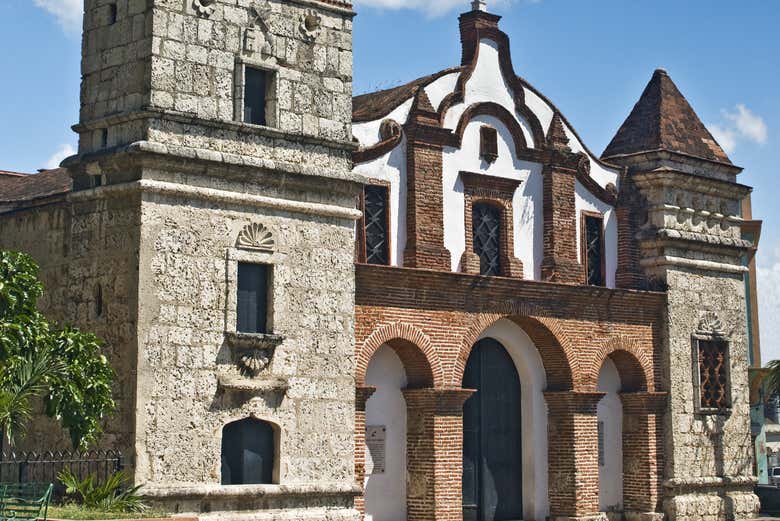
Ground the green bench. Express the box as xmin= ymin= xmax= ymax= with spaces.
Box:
xmin=0 ymin=483 xmax=53 ymax=521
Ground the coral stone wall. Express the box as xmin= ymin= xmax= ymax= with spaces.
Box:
xmin=0 ymin=194 xmax=142 ymax=455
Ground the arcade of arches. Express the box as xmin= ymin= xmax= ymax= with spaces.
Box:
xmin=355 ymin=264 xmax=667 ymax=521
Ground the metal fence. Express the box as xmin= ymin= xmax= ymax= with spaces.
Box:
xmin=0 ymin=450 xmax=123 ymax=500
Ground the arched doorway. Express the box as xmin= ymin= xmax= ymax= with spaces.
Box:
xmin=597 ymin=359 xmax=623 ymax=515
xmin=463 ymin=338 xmax=523 ymax=521
xmin=364 ymin=345 xmax=408 ymax=521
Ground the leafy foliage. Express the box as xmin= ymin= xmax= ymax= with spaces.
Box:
xmin=0 ymin=250 xmax=116 ymax=449
xmin=58 ymin=469 xmax=148 ymax=513
xmin=766 ymin=359 xmax=780 ymax=398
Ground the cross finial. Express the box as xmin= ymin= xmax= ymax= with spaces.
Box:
xmin=471 ymin=0 xmax=487 ymax=11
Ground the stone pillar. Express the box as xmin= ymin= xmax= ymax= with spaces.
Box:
xmin=403 ymin=387 xmax=474 ymax=521
xmin=620 ymin=392 xmax=667 ymax=521
xmin=354 ymin=385 xmax=377 ymax=518
xmin=544 ymin=391 xmax=607 ymax=521
xmin=541 ymin=165 xmax=582 ymax=284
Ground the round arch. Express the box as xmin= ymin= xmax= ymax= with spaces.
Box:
xmin=454 ymin=102 xmax=531 ymax=154
xmin=357 ymin=322 xmax=441 ymax=389
xmin=453 ymin=311 xmax=574 ymax=391
xmin=589 ymin=335 xmax=653 ymax=392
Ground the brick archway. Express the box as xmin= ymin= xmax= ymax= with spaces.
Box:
xmin=589 ymin=335 xmax=654 ymax=392
xmin=357 ymin=322 xmax=442 ymax=389
xmin=453 ymin=310 xmax=575 ymax=391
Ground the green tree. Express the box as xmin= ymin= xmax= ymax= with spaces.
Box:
xmin=766 ymin=359 xmax=780 ymax=398
xmin=0 ymin=250 xmax=115 ymax=450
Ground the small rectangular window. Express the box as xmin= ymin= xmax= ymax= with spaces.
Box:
xmin=108 ymin=4 xmax=117 ymax=24
xmin=237 ymin=263 xmax=269 ymax=334
xmin=363 ymin=185 xmax=390 ymax=265
xmin=244 ymin=67 xmax=267 ymax=126
xmin=584 ymin=214 xmax=604 ymax=286
xmin=697 ymin=339 xmax=730 ymax=411
xmin=480 ymin=126 xmax=498 ymax=163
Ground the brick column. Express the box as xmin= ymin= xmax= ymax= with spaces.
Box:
xmin=544 ymin=391 xmax=607 ymax=521
xmin=402 ymin=90 xmax=454 ymax=271
xmin=403 ymin=387 xmax=474 ymax=521
xmin=354 ymin=385 xmax=376 ymax=518
xmin=620 ymin=392 xmax=667 ymax=521
xmin=541 ymin=165 xmax=582 ymax=284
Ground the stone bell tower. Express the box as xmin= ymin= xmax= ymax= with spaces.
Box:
xmin=63 ymin=0 xmax=362 ymax=519
xmin=603 ymin=69 xmax=760 ymax=521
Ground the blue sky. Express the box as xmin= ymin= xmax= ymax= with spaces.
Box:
xmin=1 ymin=0 xmax=779 ymax=361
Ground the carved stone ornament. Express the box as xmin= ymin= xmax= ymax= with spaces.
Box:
xmin=244 ymin=2 xmax=274 ymax=55
xmin=697 ymin=311 xmax=727 ymax=337
xmin=193 ymin=0 xmax=216 ymax=17
xmin=299 ymin=9 xmax=322 ymax=43
xmin=236 ymin=223 xmax=275 ymax=251
xmin=239 ymin=349 xmax=272 ymax=377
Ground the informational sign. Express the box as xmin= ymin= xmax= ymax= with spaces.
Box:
xmin=365 ymin=425 xmax=386 ymax=475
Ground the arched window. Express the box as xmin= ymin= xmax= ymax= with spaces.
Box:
xmin=472 ymin=202 xmax=501 ymax=276
xmin=221 ymin=418 xmax=276 ymax=485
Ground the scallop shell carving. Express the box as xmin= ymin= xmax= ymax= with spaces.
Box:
xmin=237 ymin=223 xmax=275 ymax=252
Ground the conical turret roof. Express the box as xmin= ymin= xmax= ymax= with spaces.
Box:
xmin=602 ymin=69 xmax=731 ymax=164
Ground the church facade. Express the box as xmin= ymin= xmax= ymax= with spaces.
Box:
xmin=0 ymin=1 xmax=763 ymax=521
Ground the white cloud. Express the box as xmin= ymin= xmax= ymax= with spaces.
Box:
xmin=353 ymin=0 xmax=515 ymax=17
xmin=707 ymin=103 xmax=768 ymax=154
xmin=725 ymin=104 xmax=768 ymax=145
xmin=33 ymin=0 xmax=82 ymax=34
xmin=44 ymin=144 xmax=76 ymax=170
xmin=757 ymin=245 xmax=780 ymax=365
xmin=707 ymin=123 xmax=737 ymax=154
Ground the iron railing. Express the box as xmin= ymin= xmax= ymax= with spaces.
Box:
xmin=0 ymin=450 xmax=122 ymax=500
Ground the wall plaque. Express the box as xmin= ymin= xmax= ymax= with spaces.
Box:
xmin=365 ymin=425 xmax=386 ymax=475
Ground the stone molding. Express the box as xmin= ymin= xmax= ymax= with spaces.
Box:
xmin=142 ymin=482 xmax=363 ymax=499
xmin=638 ymin=255 xmax=747 ymax=274
xmin=67 ymin=179 xmax=363 ymax=221
xmin=71 ymin=109 xmax=358 ymax=153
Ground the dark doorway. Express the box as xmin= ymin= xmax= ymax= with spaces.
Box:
xmin=463 ymin=338 xmax=523 ymax=521
xmin=221 ymin=418 xmax=275 ymax=485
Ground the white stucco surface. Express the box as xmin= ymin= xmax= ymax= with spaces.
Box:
xmin=597 ymin=359 xmax=623 ymax=513
xmin=425 ymin=72 xmax=460 ymax=112
xmin=442 ymin=115 xmax=541 ymax=275
xmin=364 ymin=345 xmax=408 ymax=521
xmin=353 ymin=37 xmax=619 ymax=284
xmin=562 ymin=123 xmax=620 ymax=189
xmin=353 ymin=98 xmax=414 ymax=147
xmin=478 ymin=319 xmax=549 ymax=521
xmin=575 ymin=180 xmax=617 ymax=288
xmin=352 ymin=139 xmax=408 ymax=266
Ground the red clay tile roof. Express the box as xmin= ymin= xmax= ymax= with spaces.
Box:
xmin=0 ymin=170 xmax=29 ymax=177
xmin=602 ymin=69 xmax=731 ymax=164
xmin=353 ymin=67 xmax=462 ymax=123
xmin=0 ymin=168 xmax=72 ymax=208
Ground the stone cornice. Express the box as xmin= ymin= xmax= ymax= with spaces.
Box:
xmin=72 ymin=108 xmax=359 ymax=154
xmin=603 ymin=148 xmax=743 ymax=176
xmin=63 ymin=140 xmax=367 ymax=187
xmin=67 ymin=179 xmax=363 ymax=221
xmin=639 ymin=255 xmax=747 ymax=274
xmin=633 ymin=167 xmax=751 ymax=198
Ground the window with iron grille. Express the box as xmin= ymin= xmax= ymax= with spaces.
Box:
xmin=363 ymin=185 xmax=389 ymax=265
xmin=480 ymin=126 xmax=498 ymax=163
xmin=584 ymin=214 xmax=604 ymax=286
xmin=472 ymin=202 xmax=501 ymax=276
xmin=237 ymin=262 xmax=269 ymax=334
xmin=697 ymin=339 xmax=730 ymax=411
